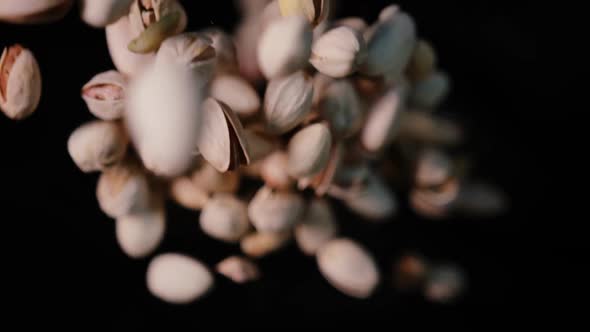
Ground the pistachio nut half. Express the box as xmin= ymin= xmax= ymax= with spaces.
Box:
xmin=336 ymin=173 xmax=398 ymax=220
xmin=216 ymin=256 xmax=260 ymax=284
xmin=80 ymin=0 xmax=133 ymax=28
xmin=127 ymin=0 xmax=187 ymax=53
xmin=278 ymin=0 xmax=330 ymax=27
xmin=0 ymin=45 xmax=41 ymax=120
xmin=81 ymin=70 xmax=127 ymax=120
xmin=310 ymin=26 xmax=367 ymax=78
xmin=199 ymin=194 xmax=250 ymax=243
xmin=264 ymin=70 xmax=314 ymax=134
xmin=116 ymin=194 xmax=166 ymax=258
xmin=210 ymin=74 xmax=260 ymax=117
xmin=287 ymin=123 xmax=332 ymax=179
xmin=248 ymin=185 xmax=304 ymax=233
xmin=240 ymin=231 xmax=292 ymax=258
xmin=294 ymin=199 xmax=338 ymax=256
xmin=0 ymin=0 xmax=72 ymax=24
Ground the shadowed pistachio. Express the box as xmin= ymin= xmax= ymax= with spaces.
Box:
xmin=410 ymin=178 xmax=460 ymax=219
xmin=264 ymin=70 xmax=314 ymax=134
xmin=406 ymin=40 xmax=437 ymax=82
xmin=0 ymin=45 xmax=41 ymax=120
xmin=80 ymin=0 xmax=133 ymax=28
xmin=409 ymin=71 xmax=450 ymax=109
xmin=424 ymin=264 xmax=466 ymax=303
xmin=278 ymin=0 xmax=330 ymax=27
xmin=310 ymin=26 xmax=367 ymax=78
xmin=116 ymin=195 xmax=165 ymax=258
xmin=200 ymin=194 xmax=250 ymax=243
xmin=169 ymin=176 xmax=209 ymax=210
xmin=106 ymin=15 xmax=156 ymax=76
xmin=260 ymin=151 xmax=294 ymax=190
xmin=361 ymin=86 xmax=406 ymax=153
xmin=295 ymin=199 xmax=337 ymax=255
xmin=414 ymin=148 xmax=452 ymax=188
xmin=333 ymin=17 xmax=368 ymax=32
xmin=201 ymin=28 xmax=238 ymax=72
xmin=191 ymin=163 xmax=240 ymax=194
xmin=147 ymin=253 xmax=213 ymax=304
xmin=257 ymin=16 xmax=312 ymax=79
xmin=394 ymin=253 xmax=430 ymax=291
xmin=216 ymin=256 xmax=260 ymax=283
xmin=156 ymin=33 xmax=217 ymax=82
xmin=0 ymin=0 xmax=72 ymax=24
xmin=210 ymin=75 xmax=260 ymax=117
xmin=335 ymin=173 xmax=398 ymax=220
xmin=287 ymin=123 xmax=332 ymax=178
xmin=244 ymin=128 xmax=277 ymax=162
xmin=316 ymin=238 xmax=380 ymax=299
xmin=81 ymin=70 xmax=127 ymax=120
xmin=318 ymin=79 xmax=363 ymax=138
xmin=240 ymin=231 xmax=291 ymax=258
xmin=453 ymin=182 xmax=508 ymax=217
xmin=398 ymin=111 xmax=462 ymax=145
xmin=67 ymin=121 xmax=129 ymax=173
xmin=248 ymin=186 xmax=304 ymax=232
xmin=197 ymin=98 xmax=250 ymax=173
xmin=127 ymin=0 xmax=187 ymax=52
xmin=298 ymin=142 xmax=342 ymax=196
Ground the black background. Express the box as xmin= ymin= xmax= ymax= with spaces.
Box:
xmin=0 ymin=0 xmax=550 ymax=327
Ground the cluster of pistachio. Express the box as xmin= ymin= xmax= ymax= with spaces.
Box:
xmin=1 ymin=0 xmax=506 ymax=304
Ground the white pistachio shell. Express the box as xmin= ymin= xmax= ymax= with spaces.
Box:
xmin=80 ymin=0 xmax=133 ymax=28
xmin=424 ymin=264 xmax=466 ymax=303
xmin=116 ymin=197 xmax=166 ymax=258
xmin=0 ymin=45 xmax=41 ymax=120
xmin=298 ymin=142 xmax=343 ymax=196
xmin=310 ymin=26 xmax=367 ymax=78
xmin=169 ymin=176 xmax=209 ymax=210
xmin=264 ymin=70 xmax=314 ymax=134
xmin=361 ymin=86 xmax=406 ymax=153
xmin=409 ymin=71 xmax=450 ymax=109
xmin=318 ymin=79 xmax=363 ymax=138
xmin=201 ymin=28 xmax=238 ymax=72
xmin=248 ymin=186 xmax=304 ymax=233
xmin=235 ymin=16 xmax=264 ymax=83
xmin=0 ymin=0 xmax=72 ymax=24
xmin=106 ymin=15 xmax=155 ymax=76
xmin=216 ymin=256 xmax=260 ymax=283
xmin=414 ymin=148 xmax=452 ymax=187
xmin=278 ymin=0 xmax=330 ymax=27
xmin=191 ymin=163 xmax=240 ymax=194
xmin=156 ymin=33 xmax=217 ymax=84
xmin=339 ymin=173 xmax=398 ymax=220
xmin=67 ymin=121 xmax=128 ymax=173
xmin=260 ymin=151 xmax=294 ymax=190
xmin=316 ymin=238 xmax=380 ymax=299
xmin=81 ymin=70 xmax=127 ymax=120
xmin=210 ymin=75 xmax=260 ymax=117
xmin=147 ymin=253 xmax=213 ymax=304
xmin=295 ymin=199 xmax=338 ymax=255
xmin=287 ymin=123 xmax=332 ymax=178
xmin=240 ymin=231 xmax=291 ymax=258
xmin=199 ymin=194 xmax=250 ymax=243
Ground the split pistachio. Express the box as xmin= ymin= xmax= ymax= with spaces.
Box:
xmin=191 ymin=163 xmax=240 ymax=194
xmin=127 ymin=0 xmax=187 ymax=53
xmin=257 ymin=15 xmax=312 ymax=79
xmin=67 ymin=121 xmax=128 ymax=173
xmin=156 ymin=33 xmax=217 ymax=83
xmin=336 ymin=173 xmax=398 ymax=220
xmin=199 ymin=194 xmax=250 ymax=243
xmin=0 ymin=0 xmax=72 ymax=24
xmin=264 ymin=70 xmax=314 ymax=134
xmin=278 ymin=0 xmax=330 ymax=27
xmin=248 ymin=186 xmax=304 ymax=233
xmin=318 ymin=79 xmax=363 ymax=138
xmin=240 ymin=231 xmax=292 ymax=258
xmin=398 ymin=111 xmax=462 ymax=145
xmin=197 ymin=98 xmax=250 ymax=173
xmin=260 ymin=151 xmax=294 ymax=190
xmin=406 ymin=40 xmax=437 ymax=82
xmin=316 ymin=238 xmax=380 ymax=299
xmin=414 ymin=148 xmax=452 ymax=188
xmin=210 ymin=75 xmax=260 ymax=117
xmin=0 ymin=45 xmax=41 ymax=120
xmin=361 ymin=86 xmax=406 ymax=153
xmin=310 ymin=26 xmax=367 ymax=78
xmin=409 ymin=71 xmax=450 ymax=109
xmin=80 ymin=0 xmax=133 ymax=28
xmin=147 ymin=253 xmax=213 ymax=304
xmin=106 ymin=15 xmax=156 ymax=76
xmin=295 ymin=199 xmax=338 ymax=255
xmin=424 ymin=264 xmax=466 ymax=303
xmin=81 ymin=70 xmax=127 ymax=120
xmin=287 ymin=123 xmax=332 ymax=178
xmin=169 ymin=176 xmax=209 ymax=210
xmin=201 ymin=28 xmax=238 ymax=72
xmin=216 ymin=256 xmax=260 ymax=284
xmin=116 ymin=196 xmax=166 ymax=258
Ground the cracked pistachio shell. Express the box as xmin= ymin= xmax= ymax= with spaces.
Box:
xmin=406 ymin=40 xmax=437 ymax=82
xmin=147 ymin=253 xmax=213 ymax=304
xmin=397 ymin=111 xmax=462 ymax=145
xmin=409 ymin=71 xmax=450 ymax=109
xmin=156 ymin=33 xmax=217 ymax=83
xmin=0 ymin=0 xmax=72 ymax=24
xmin=260 ymin=151 xmax=294 ymax=190
xmin=128 ymin=0 xmax=187 ymax=41
xmin=278 ymin=0 xmax=330 ymax=27
xmin=191 ymin=163 xmax=240 ymax=194
xmin=126 ymin=62 xmax=203 ymax=177
xmin=81 ymin=70 xmax=127 ymax=120
xmin=295 ymin=199 xmax=337 ymax=255
xmin=248 ymin=186 xmax=304 ymax=233
xmin=424 ymin=264 xmax=466 ymax=303
xmin=240 ymin=231 xmax=291 ymax=258
xmin=200 ymin=194 xmax=250 ymax=243
xmin=316 ymin=238 xmax=379 ymax=299
xmin=414 ymin=148 xmax=452 ymax=188
xmin=339 ymin=173 xmax=398 ymax=220
xmin=169 ymin=176 xmax=209 ymax=210
xmin=264 ymin=70 xmax=314 ymax=134
xmin=80 ymin=0 xmax=133 ymax=28
xmin=106 ymin=15 xmax=155 ymax=76
xmin=453 ymin=182 xmax=508 ymax=217
xmin=361 ymin=86 xmax=406 ymax=153
xmin=210 ymin=75 xmax=260 ymax=117
xmin=287 ymin=123 xmax=332 ymax=179
xmin=0 ymin=45 xmax=41 ymax=120
xmin=216 ymin=256 xmax=260 ymax=283
xmin=257 ymin=15 xmax=312 ymax=79
xmin=197 ymin=98 xmax=251 ymax=173
xmin=116 ymin=195 xmax=166 ymax=258
xmin=318 ymin=79 xmax=363 ymax=138
xmin=201 ymin=28 xmax=238 ymax=72
xmin=410 ymin=178 xmax=460 ymax=219
xmin=310 ymin=26 xmax=367 ymax=78
xmin=67 ymin=121 xmax=129 ymax=173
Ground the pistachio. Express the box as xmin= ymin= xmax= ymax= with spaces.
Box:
xmin=200 ymin=194 xmax=250 ymax=243
xmin=248 ymin=186 xmax=304 ymax=233
xmin=81 ymin=70 xmax=127 ymax=120
xmin=235 ymin=16 xmax=265 ymax=83
xmin=336 ymin=173 xmax=398 ymax=220
xmin=333 ymin=17 xmax=368 ymax=32
xmin=67 ymin=121 xmax=129 ymax=173
xmin=278 ymin=0 xmax=330 ymax=27
xmin=406 ymin=40 xmax=437 ymax=82
xmin=106 ymin=15 xmax=156 ymax=76
xmin=409 ymin=71 xmax=450 ymax=109
xmin=240 ymin=231 xmax=291 ymax=258
xmin=310 ymin=26 xmax=367 ymax=78
xmin=424 ymin=264 xmax=466 ymax=304
xmin=295 ymin=199 xmax=338 ymax=255
xmin=453 ymin=182 xmax=508 ymax=217
xmin=197 ymin=98 xmax=251 ymax=173
xmin=155 ymin=33 xmax=217 ymax=83
xmin=169 ymin=176 xmax=209 ymax=210
xmin=264 ymin=70 xmax=314 ymax=134
xmin=243 ymin=128 xmax=277 ymax=162
xmin=394 ymin=253 xmax=430 ymax=291
xmin=127 ymin=0 xmax=187 ymax=53
xmin=116 ymin=195 xmax=166 ymax=258
xmin=191 ymin=163 xmax=240 ymax=194
xmin=361 ymin=85 xmax=407 ymax=153
xmin=287 ymin=123 xmax=332 ymax=178
xmin=410 ymin=178 xmax=460 ymax=219
xmin=257 ymin=15 xmax=312 ymax=79
xmin=237 ymin=0 xmax=273 ymax=18
xmin=210 ymin=75 xmax=260 ymax=117
xmin=147 ymin=253 xmax=213 ymax=304
xmin=318 ymin=79 xmax=363 ymax=138
xmin=414 ymin=148 xmax=452 ymax=188
xmin=298 ymin=142 xmax=342 ymax=196
xmin=0 ymin=45 xmax=41 ymax=120
xmin=201 ymin=28 xmax=238 ymax=73
xmin=0 ymin=0 xmax=72 ymax=24
xmin=216 ymin=256 xmax=260 ymax=284
xmin=260 ymin=151 xmax=294 ymax=190
xmin=316 ymin=238 xmax=380 ymax=299
xmin=80 ymin=0 xmax=133 ymax=28
xmin=397 ymin=111 xmax=462 ymax=145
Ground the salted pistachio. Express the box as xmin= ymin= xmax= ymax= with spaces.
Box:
xmin=424 ymin=264 xmax=466 ymax=304
xmin=126 ymin=62 xmax=203 ymax=177
xmin=397 ymin=111 xmax=463 ymax=146
xmin=116 ymin=194 xmax=166 ymax=258
xmin=127 ymin=0 xmax=187 ymax=53
xmin=264 ymin=70 xmax=314 ymax=134
xmin=278 ymin=0 xmax=330 ymax=27
xmin=453 ymin=181 xmax=508 ymax=217
xmin=106 ymin=15 xmax=156 ymax=76
xmin=361 ymin=85 xmax=407 ymax=153
xmin=318 ymin=79 xmax=364 ymax=138
xmin=409 ymin=71 xmax=450 ymax=109
xmin=197 ymin=98 xmax=251 ymax=173
xmin=201 ymin=28 xmax=238 ymax=73
xmin=257 ymin=15 xmax=312 ymax=79
xmin=243 ymin=128 xmax=277 ymax=162
xmin=406 ymin=40 xmax=437 ymax=82
xmin=332 ymin=17 xmax=368 ymax=32
xmin=210 ymin=75 xmax=260 ymax=117
xmin=0 ymin=0 xmax=72 ymax=24
xmin=295 ymin=199 xmax=338 ymax=256
xmin=394 ymin=253 xmax=430 ymax=291
xmin=200 ymin=194 xmax=250 ymax=243
xmin=248 ymin=185 xmax=305 ymax=233
xmin=310 ymin=26 xmax=367 ymax=78
xmin=260 ymin=151 xmax=294 ymax=190
xmin=156 ymin=33 xmax=217 ymax=83
xmin=298 ymin=142 xmax=342 ymax=196
xmin=67 ymin=121 xmax=128 ymax=173
xmin=0 ymin=45 xmax=41 ymax=120
xmin=287 ymin=123 xmax=332 ymax=179
xmin=191 ymin=163 xmax=240 ymax=194
xmin=334 ymin=173 xmax=398 ymax=220
xmin=147 ymin=253 xmax=213 ymax=304
xmin=81 ymin=70 xmax=127 ymax=120
xmin=414 ymin=148 xmax=452 ymax=188
xmin=316 ymin=238 xmax=380 ymax=299
xmin=169 ymin=176 xmax=209 ymax=210
xmin=216 ymin=256 xmax=260 ymax=284
xmin=240 ymin=231 xmax=292 ymax=258
xmin=80 ymin=0 xmax=133 ymax=28
xmin=410 ymin=178 xmax=460 ymax=219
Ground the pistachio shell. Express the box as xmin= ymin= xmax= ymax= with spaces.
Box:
xmin=339 ymin=173 xmax=398 ymax=220
xmin=200 ymin=194 xmax=250 ymax=243
xmin=318 ymin=79 xmax=363 ymax=138
xmin=278 ymin=0 xmax=330 ymax=27
xmin=169 ymin=176 xmax=209 ymax=210
xmin=156 ymin=33 xmax=217 ymax=83
xmin=0 ymin=0 xmax=72 ymax=24
xmin=235 ymin=16 xmax=265 ymax=83
xmin=406 ymin=40 xmax=437 ymax=82
xmin=298 ymin=142 xmax=343 ymax=196
xmin=67 ymin=121 xmax=129 ymax=173
xmin=310 ymin=26 xmax=367 ymax=78
xmin=116 ymin=196 xmax=165 ymax=258
xmin=397 ymin=111 xmax=462 ymax=145
xmin=0 ymin=45 xmax=41 ymax=120
xmin=201 ymin=28 xmax=238 ymax=72
xmin=81 ymin=70 xmax=127 ymax=120
xmin=248 ymin=186 xmax=304 ymax=233
xmin=210 ymin=75 xmax=260 ymax=117
xmin=216 ymin=256 xmax=260 ymax=283
xmin=414 ymin=148 xmax=452 ymax=188
xmin=264 ymin=70 xmax=314 ymax=134
xmin=295 ymin=199 xmax=337 ymax=255
xmin=147 ymin=253 xmax=213 ymax=304
xmin=409 ymin=71 xmax=450 ymax=109
xmin=287 ymin=123 xmax=332 ymax=178
xmin=240 ymin=231 xmax=291 ymax=258
xmin=316 ymin=238 xmax=380 ymax=299
xmin=361 ymin=86 xmax=406 ymax=153
xmin=424 ymin=264 xmax=465 ymax=303
xmin=80 ymin=0 xmax=133 ymax=28
xmin=260 ymin=151 xmax=294 ymax=190
xmin=191 ymin=163 xmax=240 ymax=194
xmin=106 ymin=15 xmax=155 ymax=76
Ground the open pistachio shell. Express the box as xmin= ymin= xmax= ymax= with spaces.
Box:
xmin=0 ymin=0 xmax=72 ymax=24
xmin=191 ymin=163 xmax=240 ymax=194
xmin=287 ymin=123 xmax=332 ymax=179
xmin=248 ymin=186 xmax=304 ymax=233
xmin=80 ymin=0 xmax=133 ymax=28
xmin=169 ymin=176 xmax=209 ymax=210
xmin=295 ymin=199 xmax=338 ymax=255
xmin=106 ymin=15 xmax=155 ymax=76
xmin=264 ymin=70 xmax=314 ymax=134
xmin=81 ymin=70 xmax=127 ymax=120
xmin=260 ymin=151 xmax=294 ymax=190
xmin=0 ymin=45 xmax=41 ymax=120
xmin=210 ymin=75 xmax=260 ymax=117
xmin=240 ymin=231 xmax=292 ymax=258
xmin=199 ymin=194 xmax=250 ymax=243
xmin=216 ymin=256 xmax=260 ymax=283
xmin=116 ymin=195 xmax=166 ymax=258
xmin=361 ymin=86 xmax=406 ymax=153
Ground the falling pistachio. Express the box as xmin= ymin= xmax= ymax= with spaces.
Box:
xmin=361 ymin=85 xmax=407 ymax=153
xmin=80 ymin=0 xmax=133 ymax=28
xmin=409 ymin=71 xmax=450 ymax=109
xmin=199 ymin=194 xmax=250 ymax=243
xmin=201 ymin=28 xmax=238 ymax=73
xmin=0 ymin=45 xmax=41 ymax=120
xmin=191 ymin=163 xmax=240 ymax=194
xmin=248 ymin=185 xmax=305 ymax=233
xmin=106 ymin=15 xmax=156 ymax=76
xmin=287 ymin=123 xmax=332 ymax=179
xmin=116 ymin=195 xmax=166 ymax=259
xmin=260 ymin=151 xmax=295 ymax=190
xmin=406 ymin=40 xmax=437 ymax=82
xmin=0 ymin=0 xmax=72 ymax=24
xmin=155 ymin=32 xmax=217 ymax=82
xmin=216 ymin=256 xmax=260 ymax=283
xmin=169 ymin=176 xmax=209 ymax=211
xmin=240 ymin=231 xmax=292 ymax=258
xmin=81 ymin=70 xmax=127 ymax=120
xmin=295 ymin=199 xmax=338 ymax=255
xmin=317 ymin=79 xmax=364 ymax=138
xmin=210 ymin=75 xmax=260 ymax=117
xmin=128 ymin=11 xmax=182 ymax=53
xmin=264 ymin=70 xmax=314 ymax=134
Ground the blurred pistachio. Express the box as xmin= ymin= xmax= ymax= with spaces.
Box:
xmin=424 ymin=264 xmax=466 ymax=304
xmin=260 ymin=151 xmax=294 ymax=190
xmin=361 ymin=85 xmax=407 ymax=153
xmin=298 ymin=142 xmax=342 ymax=196
xmin=210 ymin=75 xmax=260 ymax=117
xmin=240 ymin=231 xmax=292 ymax=258
xmin=236 ymin=0 xmax=272 ymax=18
xmin=243 ymin=128 xmax=277 ymax=162
xmin=216 ymin=256 xmax=260 ymax=283
xmin=287 ymin=123 xmax=332 ymax=179
xmin=394 ymin=253 xmax=430 ymax=291
xmin=331 ymin=173 xmax=398 ymax=220
xmin=81 ymin=70 xmax=127 ymax=120
xmin=169 ymin=176 xmax=209 ymax=210
xmin=235 ymin=16 xmax=264 ymax=83
xmin=155 ymin=32 xmax=217 ymax=83
xmin=397 ymin=111 xmax=463 ymax=146
xmin=0 ymin=0 xmax=72 ymax=24
xmin=410 ymin=178 xmax=460 ymax=219
xmin=311 ymin=72 xmax=333 ymax=106
xmin=332 ymin=17 xmax=368 ymax=32
xmin=414 ymin=148 xmax=452 ymax=188
xmin=0 ymin=45 xmax=41 ymax=120
xmin=116 ymin=194 xmax=166 ymax=258
xmin=191 ymin=163 xmax=240 ymax=194
xmin=200 ymin=194 xmax=250 ymax=243
xmin=332 ymin=159 xmax=370 ymax=189
xmin=406 ymin=40 xmax=437 ymax=82
xmin=106 ymin=15 xmax=156 ymax=76
xmin=248 ymin=186 xmax=304 ymax=233
xmin=453 ymin=181 xmax=508 ymax=217
xmin=310 ymin=26 xmax=367 ymax=78
xmin=201 ymin=28 xmax=238 ymax=73
xmin=264 ymin=70 xmax=314 ymax=134
xmin=278 ymin=0 xmax=330 ymax=27
xmin=295 ymin=199 xmax=338 ymax=256
xmin=80 ymin=0 xmax=133 ymax=28
xmin=318 ymin=79 xmax=363 ymax=138
xmin=67 ymin=121 xmax=128 ymax=173
xmin=409 ymin=71 xmax=450 ymax=109
xmin=127 ymin=0 xmax=187 ymax=53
